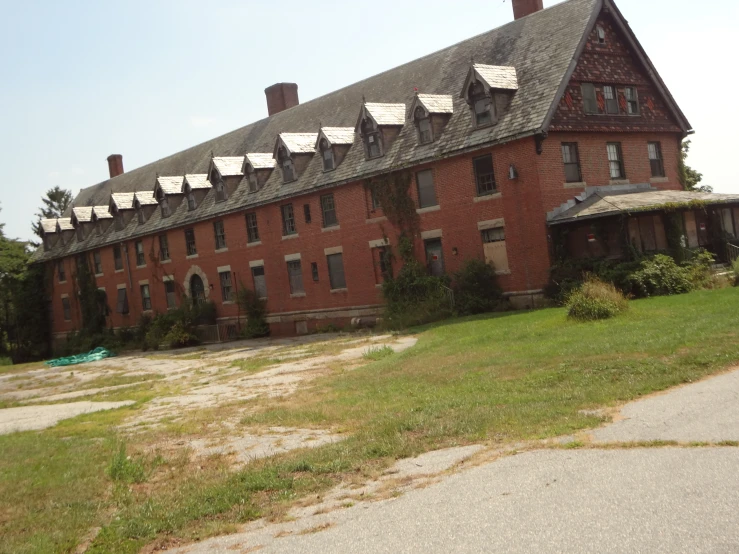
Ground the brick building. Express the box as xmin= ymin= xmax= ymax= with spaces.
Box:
xmin=36 ymin=0 xmax=723 ymax=343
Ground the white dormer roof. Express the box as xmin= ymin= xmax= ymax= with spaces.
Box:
xmin=411 ymin=94 xmax=454 ymax=116
xmin=462 ymin=64 xmax=519 ymax=98
xmin=243 ymin=153 xmax=276 ymax=172
xmin=211 ymin=156 xmax=245 ymax=178
xmin=182 ymin=174 xmax=210 ymax=192
xmin=57 ymin=218 xmax=74 ymax=232
xmin=316 ymin=127 xmax=355 ymax=148
xmin=360 ymin=103 xmax=406 ymax=128
xmin=92 ymin=206 xmax=113 ymax=220
xmin=71 ymin=206 xmax=93 ymax=224
xmin=156 ymin=176 xmax=184 ymax=195
xmin=41 ymin=219 xmax=58 ymax=234
xmin=274 ymin=133 xmax=319 ymax=158
xmin=134 ymin=191 xmax=158 ymax=207
xmin=110 ymin=193 xmax=136 ymax=211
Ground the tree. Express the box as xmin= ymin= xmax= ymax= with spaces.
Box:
xmin=33 ymin=186 xmax=73 ymax=239
xmin=678 ymin=140 xmax=711 ymax=193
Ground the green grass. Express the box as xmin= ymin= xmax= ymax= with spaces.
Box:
xmin=3 ymin=288 xmax=739 ymax=553
xmin=230 ymin=357 xmax=283 ymax=373
xmin=362 ymin=345 xmax=395 ymax=361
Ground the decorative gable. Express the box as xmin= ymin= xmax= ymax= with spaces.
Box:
xmin=56 ymin=218 xmax=75 ymax=245
xmin=154 ymin=176 xmax=185 ymax=217
xmin=40 ymin=218 xmax=59 ymax=251
xmin=91 ymin=206 xmax=113 ymax=235
xmin=182 ymin=174 xmax=210 ymax=211
xmin=273 ymin=133 xmax=318 ymax=183
xmin=208 ymin=156 xmax=244 ymax=202
xmin=355 ymin=102 xmax=405 ymax=160
xmin=461 ymin=64 xmax=518 ymax=128
xmin=71 ymin=207 xmax=94 ymax=241
xmin=408 ymin=94 xmax=454 ymax=145
xmin=133 ymin=191 xmax=157 ymax=225
xmin=242 ymin=153 xmax=275 ymax=192
xmin=315 ymin=127 xmax=355 ymax=172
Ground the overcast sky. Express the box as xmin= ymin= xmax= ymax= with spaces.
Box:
xmin=1 ymin=0 xmax=736 ymax=241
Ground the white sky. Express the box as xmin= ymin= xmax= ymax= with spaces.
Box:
xmin=0 ymin=0 xmax=736 ymax=241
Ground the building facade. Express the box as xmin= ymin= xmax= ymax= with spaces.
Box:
xmin=34 ymin=0 xmax=697 ymax=342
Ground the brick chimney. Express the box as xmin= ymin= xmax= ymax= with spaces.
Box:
xmin=264 ymin=83 xmax=299 ymax=116
xmin=107 ymin=154 xmax=124 ymax=178
xmin=512 ymin=0 xmax=544 ymax=20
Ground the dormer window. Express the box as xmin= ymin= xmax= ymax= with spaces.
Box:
xmin=596 ymin=26 xmax=606 ymax=44
xmin=155 ymin=190 xmax=171 ymax=218
xmin=320 ymin=138 xmax=334 ymax=171
xmin=414 ymin=107 xmax=433 ymax=144
xmin=361 ymin=119 xmax=382 ymax=159
xmin=76 ymin=226 xmax=84 ymax=242
xmin=246 ymin=167 xmax=259 ymax=192
xmin=137 ymin=207 xmax=145 ymax=225
xmin=277 ymin=147 xmax=295 ymax=183
xmin=469 ymin=81 xmax=493 ymax=127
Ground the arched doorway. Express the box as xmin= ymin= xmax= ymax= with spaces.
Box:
xmin=190 ymin=274 xmax=205 ymax=305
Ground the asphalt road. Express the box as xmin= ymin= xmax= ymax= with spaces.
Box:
xmin=172 ymin=367 xmax=739 ymax=554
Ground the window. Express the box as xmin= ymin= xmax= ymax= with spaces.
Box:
xmin=311 ymin=262 xmax=319 ymax=281
xmin=648 ymin=142 xmax=665 ymax=178
xmin=159 ymin=234 xmax=170 ymax=261
xmin=113 ymin=245 xmax=123 ymax=271
xmin=190 ymin=274 xmax=205 ymax=305
xmin=415 ymin=106 xmax=433 ymax=144
xmin=282 ymin=204 xmax=296 ymax=236
xmin=287 ymin=260 xmax=304 ymax=295
xmin=219 ymin=271 xmax=232 ymax=302
xmin=603 ymin=85 xmax=619 ymax=114
xmin=116 ymin=288 xmax=129 ymax=314
xmin=561 ymin=143 xmax=582 ymax=183
xmin=76 ymin=254 xmax=87 ymax=273
xmin=469 ymin=81 xmax=492 ymax=127
xmin=160 ymin=198 xmax=171 ymax=218
xmin=252 ymin=265 xmax=267 ymax=299
xmin=361 ymin=119 xmax=382 ymax=159
xmin=625 ymin=87 xmax=639 ymax=115
xmin=373 ymin=246 xmax=392 ymax=284
xmin=327 ymin=253 xmax=346 ymax=290
xmin=140 ymin=284 xmax=151 ymax=311
xmin=187 ymin=192 xmax=197 ymax=211
xmin=320 ymin=138 xmax=334 ymax=171
xmin=278 ymin=148 xmax=295 ymax=182
xmin=58 ymin=261 xmax=66 ymax=283
xmin=607 ymin=143 xmax=625 ymax=179
xmin=246 ymin=212 xmax=259 ymax=243
xmin=424 ymin=238 xmax=444 ymax=277
xmin=481 ymin=227 xmax=509 ymax=273
xmin=304 ymin=204 xmax=312 ymax=224
xmin=321 ymin=194 xmax=338 ymax=227
xmin=93 ymin=251 xmax=103 ymax=275
xmin=165 ymin=281 xmax=177 ymax=309
xmin=370 ymin=186 xmax=382 ymax=210
xmin=582 ymin=83 xmax=598 ymax=114
xmin=135 ymin=240 xmax=145 ymax=266
xmin=416 ymin=170 xmax=437 ymax=209
xmin=215 ymin=179 xmax=226 ymax=202
xmin=137 ymin=208 xmax=145 ymax=225
xmin=473 ymin=155 xmax=496 ymax=196
xmin=247 ymin=167 xmax=259 ymax=192
xmin=62 ymin=297 xmax=71 ymax=321
xmin=181 ymin=229 xmax=196 ymax=256
xmin=214 ymin=220 xmax=227 ymax=250
xmin=596 ymin=25 xmax=606 ymax=44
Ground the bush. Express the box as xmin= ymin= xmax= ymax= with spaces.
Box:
xmin=567 ymin=277 xmax=629 ymax=321
xmin=382 ymin=260 xmax=452 ymax=329
xmin=627 ymin=254 xmax=695 ymax=297
xmin=237 ymin=287 xmax=270 ymax=339
xmin=732 ymin=258 xmax=739 ymax=287
xmin=452 ymin=259 xmax=503 ymax=316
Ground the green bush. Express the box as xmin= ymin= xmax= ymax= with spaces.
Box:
xmin=452 ymin=259 xmax=503 ymax=316
xmin=382 ymin=260 xmax=452 ymax=329
xmin=627 ymin=254 xmax=695 ymax=297
xmin=237 ymin=287 xmax=270 ymax=339
xmin=566 ymin=277 xmax=629 ymax=321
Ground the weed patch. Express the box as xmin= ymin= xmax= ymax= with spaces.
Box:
xmin=362 ymin=345 xmax=394 ymax=361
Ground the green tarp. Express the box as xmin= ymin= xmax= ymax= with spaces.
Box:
xmin=45 ymin=347 xmax=115 ymax=367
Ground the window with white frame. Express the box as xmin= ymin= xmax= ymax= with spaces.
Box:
xmin=561 ymin=143 xmax=582 ymax=183
xmin=219 ymin=271 xmax=232 ymax=302
xmin=625 ymin=87 xmax=639 ymax=114
xmin=135 ymin=240 xmax=145 ymax=266
xmin=214 ymin=220 xmax=227 ymax=250
xmin=414 ymin=106 xmax=433 ymax=144
xmin=320 ymin=138 xmax=335 ymax=171
xmin=140 ymin=284 xmax=152 ymax=311
xmin=607 ymin=143 xmax=625 ymax=179
xmin=648 ymin=142 xmax=665 ymax=177
xmin=246 ymin=212 xmax=259 ymax=243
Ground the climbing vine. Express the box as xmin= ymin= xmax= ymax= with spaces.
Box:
xmin=367 ymin=170 xmax=420 ymax=241
xmin=74 ymin=254 xmax=108 ymax=336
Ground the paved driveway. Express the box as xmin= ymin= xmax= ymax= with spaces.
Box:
xmin=170 ymin=367 xmax=739 ymax=554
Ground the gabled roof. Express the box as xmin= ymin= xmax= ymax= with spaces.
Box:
xmin=71 ymin=207 xmax=93 ymax=224
xmin=134 ymin=191 xmax=158 ymax=207
xmin=211 ymin=156 xmax=244 ymax=178
xmin=57 ymin=218 xmax=74 ymax=232
xmin=243 ymin=153 xmax=276 ymax=171
xmin=183 ymin=174 xmax=210 ymax=191
xmin=465 ymin=64 xmax=519 ymax=94
xmin=317 ymin=127 xmax=356 ymax=147
xmin=410 ymin=94 xmax=454 ymax=116
xmin=41 ymin=219 xmax=58 ymax=234
xmin=92 ymin=206 xmax=113 ymax=220
xmin=360 ymin=103 xmax=406 ymax=127
xmin=275 ymin=133 xmax=318 ymax=156
xmin=156 ymin=176 xmax=184 ymax=195
xmin=110 ymin=193 xmax=136 ymax=211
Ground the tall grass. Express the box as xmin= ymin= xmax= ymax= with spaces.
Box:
xmin=566 ymin=277 xmax=629 ymax=321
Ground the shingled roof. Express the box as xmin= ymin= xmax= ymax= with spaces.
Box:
xmin=34 ymin=0 xmax=643 ymax=262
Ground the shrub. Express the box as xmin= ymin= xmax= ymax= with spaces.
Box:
xmin=732 ymin=258 xmax=739 ymax=287
xmin=627 ymin=254 xmax=694 ymax=297
xmin=452 ymin=259 xmax=503 ymax=316
xmin=566 ymin=277 xmax=628 ymax=321
xmin=237 ymin=287 xmax=270 ymax=339
xmin=382 ymin=260 xmax=452 ymax=329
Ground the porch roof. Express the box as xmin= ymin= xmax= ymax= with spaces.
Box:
xmin=547 ymin=189 xmax=739 ymax=226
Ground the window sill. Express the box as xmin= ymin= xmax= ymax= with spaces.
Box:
xmin=322 ymin=225 xmax=340 ymax=233
xmin=375 ymin=283 xmax=383 ymax=289
xmin=115 ymin=269 xmax=124 ymax=274
xmin=495 ymin=270 xmax=512 ymax=276
xmin=160 ymin=259 xmax=172 ymax=264
xmin=247 ymin=241 xmax=262 ymax=248
xmin=215 ymin=248 xmax=229 ymax=254
xmin=95 ymin=273 xmax=104 ymax=278
xmin=650 ymin=176 xmax=669 ymax=184
xmin=59 ymin=280 xmax=67 ymax=284
xmin=290 ymin=293 xmax=306 ymax=298
xmin=330 ymin=288 xmax=348 ymax=294
xmin=366 ymin=216 xmax=387 ymax=224
xmin=416 ymin=205 xmax=441 ymax=215
xmin=282 ymin=234 xmax=299 ymax=241
xmin=186 ymin=254 xmax=199 ymax=260
xmin=474 ymin=192 xmax=502 ymax=203
xmin=564 ymin=181 xmax=587 ymax=189
xmin=222 ymin=301 xmax=235 ymax=305
xmin=136 ymin=265 xmax=146 ymax=269
xmin=609 ymin=179 xmax=630 ymax=185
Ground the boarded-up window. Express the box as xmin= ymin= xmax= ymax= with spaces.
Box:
xmin=287 ymin=261 xmax=304 ymax=295
xmin=116 ymin=288 xmax=129 ymax=315
xmin=416 ymin=169 xmax=437 ymax=208
xmin=683 ymin=211 xmax=699 ymax=249
xmin=165 ymin=281 xmax=177 ymax=309
xmin=252 ymin=266 xmax=267 ymax=299
xmin=327 ymin=253 xmax=346 ymax=290
xmin=638 ymin=216 xmax=657 ymax=252
xmin=62 ymin=297 xmax=71 ymax=321
xmin=482 ymin=228 xmax=509 ymax=273
xmin=582 ymin=83 xmax=598 ymax=114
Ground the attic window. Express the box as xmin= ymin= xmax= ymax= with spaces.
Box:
xmin=414 ymin=107 xmax=433 ymax=144
xmin=246 ymin=166 xmax=259 ymax=192
xmin=596 ymin=26 xmax=606 ymax=44
xmin=186 ymin=187 xmax=197 ymax=211
xmin=361 ymin=119 xmax=382 ymax=159
xmin=76 ymin=225 xmax=84 ymax=242
xmin=278 ymin=147 xmax=296 ymax=183
xmin=468 ymin=81 xmax=493 ymax=127
xmin=157 ymin=191 xmax=171 ymax=218
xmin=213 ymin=174 xmax=227 ymax=202
xmin=320 ymin=138 xmax=335 ymax=171
xmin=137 ymin=207 xmax=145 ymax=225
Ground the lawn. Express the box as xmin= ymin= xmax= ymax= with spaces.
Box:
xmin=1 ymin=288 xmax=738 ymax=553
